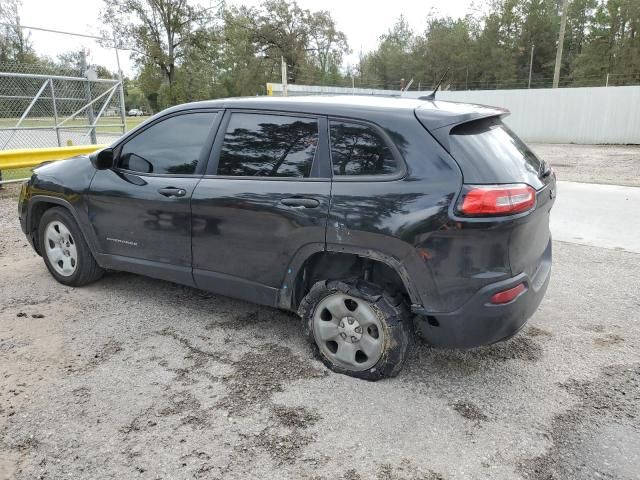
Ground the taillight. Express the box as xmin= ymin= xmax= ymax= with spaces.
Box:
xmin=457 ymin=184 xmax=536 ymax=217
xmin=490 ymin=283 xmax=526 ymax=304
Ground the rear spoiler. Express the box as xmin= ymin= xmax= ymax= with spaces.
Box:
xmin=415 ymin=101 xmax=509 ymax=152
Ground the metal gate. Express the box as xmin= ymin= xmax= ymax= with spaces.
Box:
xmin=0 ymin=71 xmax=126 ymax=150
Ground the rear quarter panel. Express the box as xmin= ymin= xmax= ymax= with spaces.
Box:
xmin=326 ymin=113 xmax=463 ymax=311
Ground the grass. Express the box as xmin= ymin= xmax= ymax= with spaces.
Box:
xmin=1 ymin=116 xmax=151 ymax=182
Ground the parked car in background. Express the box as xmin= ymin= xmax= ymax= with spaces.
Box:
xmin=127 ymin=108 xmax=144 ymax=116
xmin=17 ymin=95 xmax=556 ymax=380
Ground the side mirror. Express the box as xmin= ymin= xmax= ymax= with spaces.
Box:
xmin=91 ymin=148 xmax=114 ymax=170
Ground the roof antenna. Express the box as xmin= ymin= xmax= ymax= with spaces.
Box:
xmin=419 ymin=68 xmax=450 ymax=101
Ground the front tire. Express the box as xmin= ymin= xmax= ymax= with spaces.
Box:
xmin=299 ymin=279 xmax=411 ymax=381
xmin=39 ymin=207 xmax=104 ymax=287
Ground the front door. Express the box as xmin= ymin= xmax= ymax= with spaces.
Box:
xmin=88 ymin=111 xmax=220 ymax=285
xmin=191 ymin=111 xmax=331 ymax=305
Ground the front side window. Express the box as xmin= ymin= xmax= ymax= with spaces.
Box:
xmin=217 ymin=113 xmax=318 ymax=178
xmin=119 ymin=112 xmax=217 ymax=175
xmin=329 ymin=121 xmax=398 ymax=176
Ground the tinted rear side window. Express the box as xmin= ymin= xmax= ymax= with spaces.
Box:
xmin=449 ymin=116 xmax=543 ymax=187
xmin=217 ymin=113 xmax=318 ymax=178
xmin=329 ymin=121 xmax=397 ymax=176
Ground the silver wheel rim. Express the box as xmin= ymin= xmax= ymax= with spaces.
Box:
xmin=44 ymin=220 xmax=78 ymax=277
xmin=312 ymin=292 xmax=385 ymax=371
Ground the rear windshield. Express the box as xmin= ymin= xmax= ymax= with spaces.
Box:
xmin=449 ymin=116 xmax=543 ymax=188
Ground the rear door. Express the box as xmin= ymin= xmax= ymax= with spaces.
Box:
xmin=88 ymin=110 xmax=220 ymax=284
xmin=191 ymin=110 xmax=331 ymax=305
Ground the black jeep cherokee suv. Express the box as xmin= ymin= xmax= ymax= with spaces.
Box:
xmin=18 ymin=96 xmax=555 ymax=380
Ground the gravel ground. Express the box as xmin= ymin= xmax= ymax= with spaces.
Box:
xmin=1 ymin=144 xmax=639 ymax=479
xmin=531 ymin=143 xmax=640 ymax=187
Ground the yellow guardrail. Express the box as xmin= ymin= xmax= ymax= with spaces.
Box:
xmin=0 ymin=144 xmax=106 ymax=170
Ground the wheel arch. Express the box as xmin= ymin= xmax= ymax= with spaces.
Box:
xmin=278 ymin=244 xmax=421 ymax=311
xmin=28 ymin=196 xmax=99 ymax=257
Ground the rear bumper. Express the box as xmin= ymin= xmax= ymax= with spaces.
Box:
xmin=414 ymin=239 xmax=552 ymax=349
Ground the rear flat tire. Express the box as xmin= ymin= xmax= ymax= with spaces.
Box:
xmin=299 ymin=279 xmax=412 ymax=381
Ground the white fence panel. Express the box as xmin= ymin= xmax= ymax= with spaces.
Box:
xmin=267 ymin=83 xmax=640 ymax=144
xmin=432 ymin=87 xmax=640 ymax=144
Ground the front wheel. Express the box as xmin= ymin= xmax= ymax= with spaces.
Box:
xmin=39 ymin=207 xmax=104 ymax=287
xmin=299 ymin=279 xmax=412 ymax=381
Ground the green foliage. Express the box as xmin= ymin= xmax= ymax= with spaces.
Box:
xmin=0 ymin=0 xmax=36 ymax=64
xmin=99 ymin=0 xmax=640 ymax=106
xmin=360 ymin=0 xmax=639 ymax=90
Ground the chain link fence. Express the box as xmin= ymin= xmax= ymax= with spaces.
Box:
xmin=0 ymin=68 xmax=126 ymax=183
xmin=0 ymin=71 xmax=125 ymax=150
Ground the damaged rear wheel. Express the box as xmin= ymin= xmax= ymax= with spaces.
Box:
xmin=299 ymin=279 xmax=411 ymax=381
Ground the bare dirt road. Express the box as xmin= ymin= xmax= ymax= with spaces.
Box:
xmin=531 ymin=143 xmax=640 ymax=187
xmin=1 ymin=144 xmax=639 ymax=479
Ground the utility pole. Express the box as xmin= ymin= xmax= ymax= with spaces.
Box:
xmin=281 ymin=56 xmax=288 ymax=97
xmin=553 ymin=0 xmax=570 ymax=88
xmin=80 ymin=49 xmax=97 ymax=144
xmin=528 ymin=45 xmax=535 ymax=89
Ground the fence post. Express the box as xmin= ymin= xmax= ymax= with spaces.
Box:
xmin=49 ymin=78 xmax=61 ymax=147
xmin=113 ymin=35 xmax=127 ymax=134
xmin=80 ymin=50 xmax=98 ymax=145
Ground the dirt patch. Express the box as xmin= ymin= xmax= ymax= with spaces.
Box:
xmin=343 ymin=469 xmax=364 ymax=480
xmin=531 ymin=144 xmax=640 ymax=187
xmin=217 ymin=343 xmax=327 ymax=415
xmin=272 ymin=404 xmax=320 ymax=429
xmin=228 ymin=405 xmax=321 ymax=465
xmin=249 ymin=425 xmax=316 ymax=464
xmin=526 ymin=326 xmax=553 ymax=338
xmin=581 ymin=324 xmax=605 ymax=333
xmin=89 ymin=339 xmax=123 ymax=364
xmin=519 ymin=363 xmax=640 ymax=479
xmin=120 ymin=390 xmax=211 ymax=437
xmin=452 ymin=400 xmax=488 ymax=422
xmin=429 ymin=335 xmax=543 ymax=371
xmin=375 ymin=461 xmax=446 ymax=480
xmin=71 ymin=386 xmax=91 ymax=403
xmin=120 ymin=406 xmax=156 ymax=435
xmin=216 ymin=308 xmax=282 ymax=330
xmin=593 ymin=333 xmax=625 ymax=347
xmin=472 ymin=336 xmax=544 ymax=362
xmin=157 ymin=326 xmax=231 ymax=368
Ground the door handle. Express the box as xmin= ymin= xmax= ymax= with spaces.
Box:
xmin=280 ymin=197 xmax=320 ymax=208
xmin=158 ymin=187 xmax=186 ymax=198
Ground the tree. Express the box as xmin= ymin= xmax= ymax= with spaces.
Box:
xmin=227 ymin=0 xmax=348 ymax=84
xmin=104 ymin=0 xmax=217 ymax=105
xmin=572 ymin=0 xmax=640 ymax=86
xmin=0 ymin=0 xmax=35 ymax=63
xmin=307 ymin=9 xmax=348 ymax=80
xmin=360 ymin=16 xmax=415 ymax=89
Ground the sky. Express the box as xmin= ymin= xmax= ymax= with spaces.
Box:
xmin=17 ymin=0 xmax=481 ymax=76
